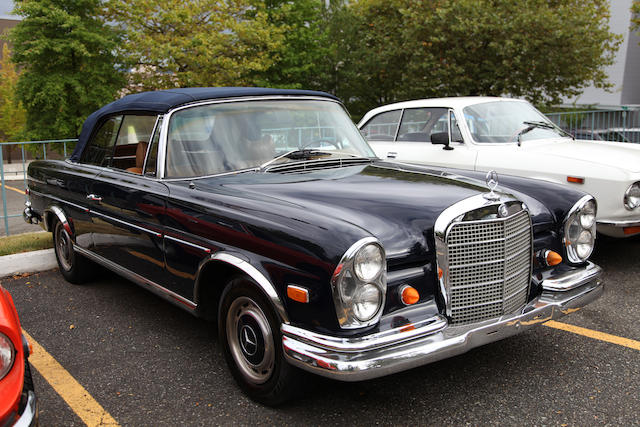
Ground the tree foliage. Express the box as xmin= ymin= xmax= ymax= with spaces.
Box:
xmin=632 ymin=0 xmax=640 ymax=34
xmin=10 ymin=0 xmax=124 ymax=140
xmin=106 ymin=0 xmax=285 ymax=91
xmin=334 ymin=0 xmax=622 ymax=117
xmin=0 ymin=44 xmax=26 ymax=142
xmin=256 ymin=0 xmax=333 ymax=90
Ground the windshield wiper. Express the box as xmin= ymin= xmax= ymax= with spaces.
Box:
xmin=259 ymin=149 xmax=333 ymax=171
xmin=515 ymin=120 xmax=574 ymax=146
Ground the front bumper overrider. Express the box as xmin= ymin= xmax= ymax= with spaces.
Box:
xmin=282 ymin=262 xmax=603 ymax=381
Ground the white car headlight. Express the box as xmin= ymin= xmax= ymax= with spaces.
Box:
xmin=331 ymin=238 xmax=386 ymax=328
xmin=564 ymin=197 xmax=597 ymax=264
xmin=624 ymin=182 xmax=640 ymax=210
xmin=0 ymin=332 xmax=15 ymax=380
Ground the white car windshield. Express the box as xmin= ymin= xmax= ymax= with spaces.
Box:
xmin=165 ymin=99 xmax=375 ymax=178
xmin=463 ymin=101 xmax=569 ymax=143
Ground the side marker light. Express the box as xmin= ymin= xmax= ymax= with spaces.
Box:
xmin=287 ymin=285 xmax=309 ymax=303
xmin=567 ymin=176 xmax=584 ymax=184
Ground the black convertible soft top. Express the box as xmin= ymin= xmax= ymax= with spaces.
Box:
xmin=70 ymin=87 xmax=339 ymax=161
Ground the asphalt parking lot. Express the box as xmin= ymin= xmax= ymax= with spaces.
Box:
xmin=1 ymin=236 xmax=639 ymax=425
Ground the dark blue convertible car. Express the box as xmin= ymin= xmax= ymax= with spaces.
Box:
xmin=24 ymin=88 xmax=603 ymax=404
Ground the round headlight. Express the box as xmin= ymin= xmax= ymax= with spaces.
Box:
xmin=576 ymin=230 xmax=594 ymax=259
xmin=624 ymin=182 xmax=640 ymax=210
xmin=352 ymin=283 xmax=382 ymax=321
xmin=0 ymin=333 xmax=15 ymax=380
xmin=354 ymin=244 xmax=383 ymax=281
xmin=579 ymin=200 xmax=596 ymax=228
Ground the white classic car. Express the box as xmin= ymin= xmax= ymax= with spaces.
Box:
xmin=358 ymin=97 xmax=640 ymax=238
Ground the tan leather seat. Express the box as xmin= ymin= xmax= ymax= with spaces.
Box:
xmin=126 ymin=141 xmax=149 ymax=174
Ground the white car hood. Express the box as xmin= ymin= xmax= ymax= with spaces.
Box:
xmin=519 ymin=138 xmax=640 ymax=173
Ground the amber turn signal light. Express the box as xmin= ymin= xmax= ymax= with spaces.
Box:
xmin=400 ymin=285 xmax=420 ymax=305
xmin=437 ymin=267 xmax=443 ymax=279
xmin=567 ymin=176 xmax=584 ymax=184
xmin=545 ymin=250 xmax=562 ymax=266
xmin=287 ymin=285 xmax=309 ymax=303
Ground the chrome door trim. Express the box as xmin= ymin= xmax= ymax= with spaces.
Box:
xmin=90 ymin=210 xmax=162 ymax=237
xmin=164 ymin=234 xmax=211 ymax=253
xmin=74 ymin=244 xmax=197 ymax=311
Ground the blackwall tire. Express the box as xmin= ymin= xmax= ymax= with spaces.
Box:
xmin=218 ymin=276 xmax=302 ymax=406
xmin=52 ymin=220 xmax=91 ymax=284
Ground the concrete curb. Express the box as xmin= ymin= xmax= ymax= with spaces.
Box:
xmin=0 ymin=249 xmax=57 ymax=278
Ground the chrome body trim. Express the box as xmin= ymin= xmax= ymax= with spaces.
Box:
xmin=29 ymin=189 xmax=90 ymax=215
xmin=74 ymin=245 xmax=197 ymax=311
xmin=164 ymin=235 xmax=211 ymax=253
xmin=91 ymin=210 xmax=162 ymax=237
xmin=541 ymin=262 xmax=602 ymax=292
xmin=44 ymin=205 xmax=73 ymax=236
xmin=157 ymin=95 xmax=343 ymax=180
xmin=597 ymin=219 xmax=640 ymax=228
xmin=330 ymin=237 xmax=387 ymax=329
xmin=13 ymin=390 xmax=38 ymax=427
xmin=282 ymin=265 xmax=603 ymax=381
xmin=208 ymin=252 xmax=290 ymax=324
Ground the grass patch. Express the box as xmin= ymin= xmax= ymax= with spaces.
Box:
xmin=0 ymin=231 xmax=53 ymax=256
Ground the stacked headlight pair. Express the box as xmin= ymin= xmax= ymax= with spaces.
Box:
xmin=564 ymin=196 xmax=597 ymax=263
xmin=331 ymin=238 xmax=387 ymax=329
xmin=624 ymin=182 xmax=640 ymax=210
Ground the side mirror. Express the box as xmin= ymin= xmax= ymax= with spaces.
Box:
xmin=431 ymin=132 xmax=454 ymax=150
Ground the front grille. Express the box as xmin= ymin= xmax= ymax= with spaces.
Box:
xmin=446 ymin=209 xmax=531 ymax=325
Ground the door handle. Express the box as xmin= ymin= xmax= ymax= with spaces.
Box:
xmin=86 ymin=194 xmax=102 ymax=202
xmin=387 ymin=152 xmax=397 ymax=159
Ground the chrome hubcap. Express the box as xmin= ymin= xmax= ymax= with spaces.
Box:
xmin=226 ymin=296 xmax=274 ymax=384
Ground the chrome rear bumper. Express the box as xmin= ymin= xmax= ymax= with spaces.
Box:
xmin=282 ymin=263 xmax=603 ymax=381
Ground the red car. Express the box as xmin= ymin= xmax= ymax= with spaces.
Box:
xmin=0 ymin=285 xmax=37 ymax=426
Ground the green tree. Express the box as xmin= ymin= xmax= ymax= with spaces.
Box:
xmin=10 ymin=0 xmax=124 ymax=140
xmin=106 ymin=0 xmax=285 ymax=91
xmin=256 ymin=0 xmax=333 ymax=91
xmin=335 ymin=0 xmax=622 ymax=117
xmin=0 ymin=44 xmax=26 ymax=142
xmin=632 ymin=1 xmax=639 ymax=34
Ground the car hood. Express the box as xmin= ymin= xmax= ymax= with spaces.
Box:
xmin=189 ymin=162 xmax=552 ymax=267
xmin=519 ymin=138 xmax=640 ymax=173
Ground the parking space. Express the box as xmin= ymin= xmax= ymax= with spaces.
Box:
xmin=1 ymin=237 xmax=638 ymax=425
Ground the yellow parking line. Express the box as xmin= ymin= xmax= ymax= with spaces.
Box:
xmin=22 ymin=330 xmax=120 ymax=426
xmin=0 ymin=182 xmax=24 ymax=195
xmin=544 ymin=320 xmax=640 ymax=351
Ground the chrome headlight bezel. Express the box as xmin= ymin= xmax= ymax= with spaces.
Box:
xmin=563 ymin=196 xmax=597 ymax=264
xmin=0 ymin=332 xmax=15 ymax=380
xmin=331 ymin=237 xmax=387 ymax=329
xmin=624 ymin=182 xmax=640 ymax=210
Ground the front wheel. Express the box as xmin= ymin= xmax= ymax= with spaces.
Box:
xmin=53 ymin=219 xmax=92 ymax=284
xmin=218 ymin=277 xmax=301 ymax=406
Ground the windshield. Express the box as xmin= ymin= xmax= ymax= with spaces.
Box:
xmin=165 ymin=99 xmax=375 ymax=178
xmin=463 ymin=101 xmax=568 ymax=143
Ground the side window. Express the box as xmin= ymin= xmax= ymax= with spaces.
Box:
xmin=81 ymin=116 xmax=123 ymax=166
xmin=397 ymin=108 xmax=452 ymax=142
xmin=144 ymin=116 xmax=162 ymax=177
xmin=112 ymin=115 xmax=157 ymax=172
xmin=360 ymin=110 xmax=402 ymax=141
xmin=450 ymin=111 xmax=463 ymax=142
xmin=397 ymin=108 xmax=433 ymax=141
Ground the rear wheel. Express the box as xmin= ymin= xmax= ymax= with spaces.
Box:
xmin=218 ymin=277 xmax=301 ymax=406
xmin=53 ymin=220 xmax=91 ymax=284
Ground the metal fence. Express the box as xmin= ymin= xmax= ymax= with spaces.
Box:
xmin=546 ymin=108 xmax=640 ymax=143
xmin=0 ymin=139 xmax=76 ymax=236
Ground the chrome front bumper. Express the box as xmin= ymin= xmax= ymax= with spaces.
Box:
xmin=282 ymin=263 xmax=603 ymax=382
xmin=13 ymin=391 xmax=38 ymax=427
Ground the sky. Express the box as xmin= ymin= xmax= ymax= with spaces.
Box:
xmin=0 ymin=0 xmax=15 ymax=17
